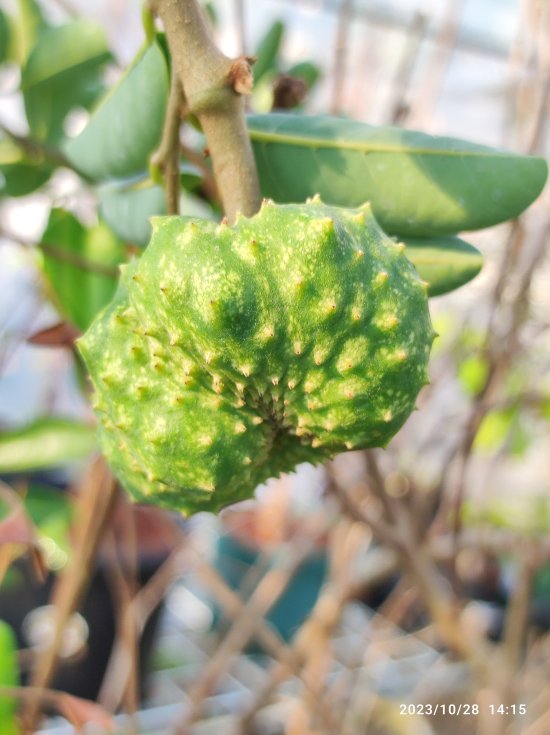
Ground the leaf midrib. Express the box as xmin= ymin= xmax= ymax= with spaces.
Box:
xmin=249 ymin=128 xmax=519 ymax=159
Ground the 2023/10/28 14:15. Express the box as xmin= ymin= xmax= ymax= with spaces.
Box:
xmin=399 ymin=703 xmax=528 ymax=716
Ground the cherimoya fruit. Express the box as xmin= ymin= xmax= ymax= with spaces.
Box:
xmin=78 ymin=199 xmax=435 ymax=514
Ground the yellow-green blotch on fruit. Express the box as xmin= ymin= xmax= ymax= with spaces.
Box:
xmin=79 ymin=199 xmax=435 ymax=514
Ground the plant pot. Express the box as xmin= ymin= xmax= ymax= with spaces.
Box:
xmin=0 ymin=555 xmax=164 ymax=702
xmin=0 ymin=481 xmax=185 ymax=704
xmin=211 ymin=508 xmax=328 ymax=646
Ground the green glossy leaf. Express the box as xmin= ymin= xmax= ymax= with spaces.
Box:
xmin=0 ymin=418 xmax=97 ymax=473
xmin=21 ymin=20 xmax=110 ymax=144
xmin=0 ymin=621 xmax=18 ymax=735
xmin=401 ymin=235 xmax=483 ymax=296
xmin=99 ymin=179 xmax=215 ymax=247
xmin=253 ymin=20 xmax=284 ymax=85
xmin=248 ymin=113 xmax=548 ymax=236
xmin=65 ymin=42 xmax=169 ymax=181
xmin=40 ymin=209 xmax=125 ymax=330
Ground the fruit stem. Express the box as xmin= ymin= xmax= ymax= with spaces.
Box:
xmin=154 ymin=0 xmax=261 ymax=222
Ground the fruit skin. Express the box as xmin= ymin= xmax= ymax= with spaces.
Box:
xmin=78 ymin=199 xmax=435 ymax=515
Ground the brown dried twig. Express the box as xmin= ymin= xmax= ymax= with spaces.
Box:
xmin=171 ymin=541 xmax=315 ymax=732
xmin=22 ymin=458 xmax=119 ymax=733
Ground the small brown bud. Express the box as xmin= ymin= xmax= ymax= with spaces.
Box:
xmin=228 ymin=56 xmax=254 ymax=95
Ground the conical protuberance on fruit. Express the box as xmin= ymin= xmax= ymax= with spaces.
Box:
xmin=79 ymin=200 xmax=435 ymax=514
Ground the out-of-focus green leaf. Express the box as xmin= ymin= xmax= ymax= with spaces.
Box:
xmin=99 ymin=179 xmax=215 ymax=247
xmin=250 ymin=71 xmax=278 ymax=113
xmin=0 ymin=418 xmax=97 ymax=473
xmin=0 ymin=162 xmax=52 ymax=196
xmin=401 ymin=235 xmax=483 ymax=296
xmin=540 ymin=397 xmax=550 ymax=421
xmin=21 ymin=20 xmax=110 ymax=144
xmin=40 ymin=209 xmax=126 ymax=330
xmin=24 ymin=68 xmax=106 ymax=145
xmin=0 ymin=9 xmax=10 ymax=64
xmin=24 ymin=484 xmax=73 ymax=564
xmin=474 ymin=408 xmax=529 ymax=455
xmin=11 ymin=0 xmax=48 ymax=64
xmin=248 ymin=113 xmax=548 ymax=236
xmin=287 ymin=60 xmax=321 ymax=88
xmin=463 ymin=496 xmax=549 ymax=536
xmin=0 ymin=621 xmax=18 ymax=735
xmin=0 ymin=483 xmax=72 ymax=570
xmin=253 ymin=20 xmax=284 ymax=85
xmin=429 ymin=313 xmax=455 ymax=356
xmin=64 ymin=42 xmax=169 ymax=181
xmin=203 ymin=1 xmax=217 ymax=27
xmin=456 ymin=325 xmax=485 ymax=351
xmin=0 ymin=138 xmax=53 ymax=196
xmin=474 ymin=411 xmax=516 ymax=451
xmin=458 ymin=354 xmax=489 ymax=396
xmin=181 ymin=167 xmax=204 ymax=192
xmin=99 ymin=181 xmax=166 ymax=247
xmin=21 ymin=19 xmax=109 ymax=89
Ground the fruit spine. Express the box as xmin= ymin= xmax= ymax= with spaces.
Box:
xmin=78 ymin=199 xmax=435 ymax=514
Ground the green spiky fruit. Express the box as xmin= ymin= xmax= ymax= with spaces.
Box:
xmin=79 ymin=200 xmax=435 ymax=514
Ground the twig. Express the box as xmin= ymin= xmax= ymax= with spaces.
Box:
xmin=40 ymin=242 xmax=120 ymax=277
xmin=95 ymin=542 xmax=191 ymax=714
xmin=131 ymin=543 xmax=190 ymax=630
xmin=386 ymin=12 xmax=429 ymax=124
xmin=407 ymin=0 xmax=466 ymax=128
xmin=325 ymin=468 xmax=404 ymax=553
xmin=98 ymin=528 xmax=140 ymax=718
xmin=292 ymin=520 xmax=365 ymax=732
xmin=179 ymin=142 xmax=220 ymax=203
xmin=198 ymin=558 xmax=339 ymax=734
xmin=238 ymin=520 xmax=375 ymax=734
xmin=435 ymin=217 xmax=550 ymax=568
xmin=0 ymin=229 xmax=119 ymax=278
xmin=502 ymin=551 xmax=535 ymax=673
xmin=328 ymin=473 xmax=488 ymax=667
xmin=22 ymin=458 xmax=119 ymax=733
xmin=154 ymin=0 xmax=261 ymax=221
xmin=151 ymin=73 xmax=184 ymax=215
xmin=0 ymin=685 xmax=114 ymax=732
xmin=172 ymin=542 xmax=313 ymax=732
xmin=0 ymin=122 xmax=87 ymax=178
